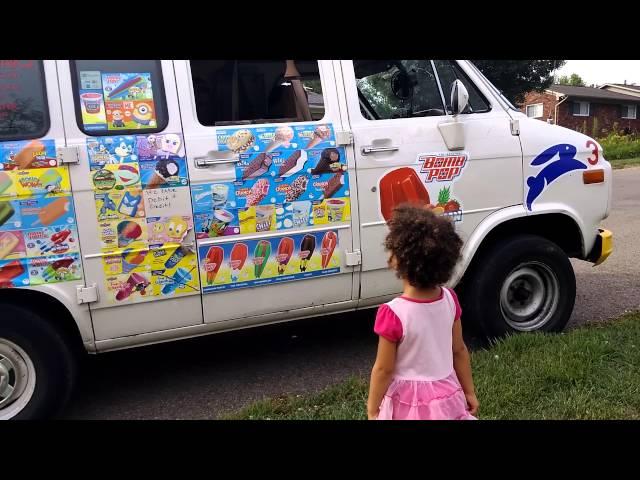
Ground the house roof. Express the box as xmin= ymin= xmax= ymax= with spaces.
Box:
xmin=547 ymin=84 xmax=640 ymax=102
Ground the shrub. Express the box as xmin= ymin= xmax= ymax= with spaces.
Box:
xmin=598 ymin=131 xmax=640 ymax=160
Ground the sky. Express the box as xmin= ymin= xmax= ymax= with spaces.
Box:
xmin=554 ymin=60 xmax=640 ymax=86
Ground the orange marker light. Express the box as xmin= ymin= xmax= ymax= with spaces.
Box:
xmin=583 ymin=169 xmax=605 ymax=184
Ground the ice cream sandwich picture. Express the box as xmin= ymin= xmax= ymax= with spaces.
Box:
xmin=241 ymin=153 xmax=272 ymax=180
xmin=278 ymin=150 xmax=307 ymax=177
xmin=226 ymin=129 xmax=255 ymax=153
xmin=378 ymin=167 xmax=430 ymax=222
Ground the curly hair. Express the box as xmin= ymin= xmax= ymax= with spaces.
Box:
xmin=384 ymin=204 xmax=463 ymax=289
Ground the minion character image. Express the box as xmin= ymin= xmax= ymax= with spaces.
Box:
xmin=111 ymin=110 xmax=126 ymax=128
xmin=132 ymin=102 xmax=154 ymax=128
xmin=166 ymin=216 xmax=189 ymax=242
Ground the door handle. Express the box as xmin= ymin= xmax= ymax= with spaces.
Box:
xmin=194 ymin=156 xmax=240 ymax=167
xmin=361 ymin=145 xmax=400 ymax=155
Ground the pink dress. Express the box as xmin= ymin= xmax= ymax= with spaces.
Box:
xmin=374 ymin=287 xmax=476 ymax=420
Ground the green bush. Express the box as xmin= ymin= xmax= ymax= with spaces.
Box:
xmin=598 ymin=132 xmax=640 ymax=160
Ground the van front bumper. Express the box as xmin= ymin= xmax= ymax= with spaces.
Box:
xmin=587 ymin=228 xmax=613 ymax=266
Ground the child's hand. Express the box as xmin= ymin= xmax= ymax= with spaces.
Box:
xmin=465 ymin=392 xmax=479 ymax=415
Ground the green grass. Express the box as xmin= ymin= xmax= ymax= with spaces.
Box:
xmin=227 ymin=312 xmax=640 ymax=420
xmin=610 ymin=157 xmax=640 ymax=169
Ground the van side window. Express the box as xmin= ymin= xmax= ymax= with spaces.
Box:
xmin=353 ymin=60 xmax=445 ymax=120
xmin=190 ymin=60 xmax=325 ymax=126
xmin=0 ymin=60 xmax=50 ymax=141
xmin=70 ymin=60 xmax=168 ymax=135
xmin=432 ymin=60 xmax=490 ymax=114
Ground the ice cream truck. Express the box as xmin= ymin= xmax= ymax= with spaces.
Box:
xmin=0 ymin=60 xmax=612 ymax=419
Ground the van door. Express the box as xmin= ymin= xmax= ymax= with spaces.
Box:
xmin=57 ymin=60 xmax=203 ymax=341
xmin=174 ymin=60 xmax=357 ymax=325
xmin=337 ymin=60 xmax=522 ymax=303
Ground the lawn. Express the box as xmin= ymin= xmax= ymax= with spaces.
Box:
xmin=227 ymin=311 xmax=640 ymax=420
xmin=610 ymin=157 xmax=640 ymax=169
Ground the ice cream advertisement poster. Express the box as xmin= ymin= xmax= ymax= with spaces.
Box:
xmin=215 ymin=124 xmax=336 ymax=154
xmin=23 ymin=225 xmax=80 ymax=258
xmin=146 ymin=215 xmax=192 ymax=246
xmin=92 ymin=164 xmax=142 ymax=192
xmin=87 ymin=136 xmax=138 ymax=167
xmin=0 ymin=230 xmax=27 ymax=259
xmin=98 ymin=217 xmax=148 ymax=252
xmin=0 ymin=139 xmax=58 ymax=171
xmin=18 ymin=195 xmax=76 ymax=229
xmin=140 ymin=158 xmax=188 ymax=189
xmin=95 ymin=189 xmax=146 ymax=222
xmin=198 ymin=230 xmax=341 ymax=293
xmin=79 ymin=88 xmax=108 ymax=132
xmin=13 ymin=167 xmax=71 ymax=197
xmin=27 ymin=253 xmax=82 ymax=286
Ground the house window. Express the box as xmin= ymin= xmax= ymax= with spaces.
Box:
xmin=622 ymin=104 xmax=637 ymax=120
xmin=572 ymin=101 xmax=590 ymax=117
xmin=526 ymin=103 xmax=544 ymax=118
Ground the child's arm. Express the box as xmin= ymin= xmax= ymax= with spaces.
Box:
xmin=367 ymin=336 xmax=397 ymax=420
xmin=452 ymin=319 xmax=479 ymax=415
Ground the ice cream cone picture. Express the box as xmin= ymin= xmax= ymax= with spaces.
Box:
xmin=226 ymin=129 xmax=255 ymax=153
xmin=204 ymin=246 xmax=224 ymax=285
xmin=299 ymin=234 xmax=316 ymax=272
xmin=14 ymin=140 xmax=46 ymax=169
xmin=311 ymin=148 xmax=343 ymax=175
xmin=305 ymin=125 xmax=331 ymax=149
xmin=147 ymin=158 xmax=180 ymax=188
xmin=229 ymin=243 xmax=248 ymax=282
xmin=253 ymin=240 xmax=272 ymax=278
xmin=266 ymin=126 xmax=294 ymax=152
xmin=320 ymin=231 xmax=337 ymax=269
xmin=379 ymin=167 xmax=430 ymax=222
xmin=276 ymin=237 xmax=294 ymax=274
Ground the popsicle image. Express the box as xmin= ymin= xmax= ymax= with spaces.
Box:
xmin=122 ymin=249 xmax=148 ymax=273
xmin=14 ymin=140 xmax=45 ymax=169
xmin=39 ymin=168 xmax=63 ymax=193
xmin=284 ymin=175 xmax=308 ymax=202
xmin=31 ymin=197 xmax=70 ymax=227
xmin=147 ymin=158 xmax=180 ymax=188
xmin=0 ymin=260 xmax=25 ymax=285
xmin=241 ymin=153 xmax=272 ymax=180
xmin=379 ymin=167 xmax=431 ymax=222
xmin=107 ymin=75 xmax=143 ymax=99
xmin=0 ymin=201 xmax=16 ymax=228
xmin=305 ymin=125 xmax=332 ymax=149
xmin=226 ymin=129 xmax=255 ymax=153
xmin=320 ymin=231 xmax=337 ymax=269
xmin=229 ymin=243 xmax=248 ymax=282
xmin=0 ymin=232 xmax=20 ymax=259
xmin=276 ymin=237 xmax=294 ymax=274
xmin=0 ymin=172 xmax=13 ymax=195
xmin=204 ymin=246 xmax=224 ymax=284
xmin=161 ymin=267 xmax=193 ymax=296
xmin=117 ymin=191 xmax=142 ymax=217
xmin=266 ymin=126 xmax=294 ymax=152
xmin=42 ymin=257 xmax=75 ymax=282
xmin=299 ymin=234 xmax=316 ymax=272
xmin=117 ymin=220 xmax=143 ymax=247
xmin=116 ymin=164 xmax=140 ymax=187
xmin=253 ymin=240 xmax=271 ymax=278
xmin=245 ymin=178 xmax=270 ymax=206
xmin=278 ymin=150 xmax=307 ymax=177
xmin=39 ymin=229 xmax=72 ymax=254
xmin=115 ymin=272 xmax=150 ymax=301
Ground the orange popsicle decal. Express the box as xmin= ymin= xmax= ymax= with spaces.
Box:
xmin=320 ymin=231 xmax=337 ymax=269
xmin=379 ymin=167 xmax=430 ymax=222
xmin=204 ymin=246 xmax=224 ymax=284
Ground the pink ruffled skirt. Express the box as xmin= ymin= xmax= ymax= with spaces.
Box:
xmin=377 ymin=372 xmax=477 ymax=420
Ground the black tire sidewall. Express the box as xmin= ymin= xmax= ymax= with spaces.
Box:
xmin=463 ymin=234 xmax=576 ymax=338
xmin=0 ymin=304 xmax=77 ymax=420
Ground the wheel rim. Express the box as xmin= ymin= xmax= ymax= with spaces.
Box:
xmin=499 ymin=261 xmax=560 ymax=331
xmin=0 ymin=339 xmax=36 ymax=420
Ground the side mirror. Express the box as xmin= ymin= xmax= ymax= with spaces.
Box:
xmin=450 ymin=79 xmax=469 ymax=116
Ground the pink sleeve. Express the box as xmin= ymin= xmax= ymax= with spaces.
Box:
xmin=448 ymin=288 xmax=462 ymax=321
xmin=374 ymin=304 xmax=403 ymax=342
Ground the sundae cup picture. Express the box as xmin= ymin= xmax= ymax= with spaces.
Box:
xmin=80 ymin=92 xmax=104 ymax=114
xmin=299 ymin=234 xmax=316 ymax=272
xmin=117 ymin=220 xmax=143 ymax=247
xmin=305 ymin=125 xmax=332 ymax=149
xmin=212 ymin=184 xmax=229 ymax=207
xmin=147 ymin=158 xmax=180 ymax=188
xmin=253 ymin=240 xmax=272 ymax=278
xmin=379 ymin=167 xmax=430 ymax=222
xmin=226 ymin=129 xmax=255 ymax=153
xmin=210 ymin=208 xmax=234 ymax=237
xmin=230 ymin=243 xmax=248 ymax=282
xmin=242 ymin=153 xmax=272 ymax=180
xmin=115 ymin=272 xmax=150 ymax=301
xmin=266 ymin=126 xmax=295 ymax=152
xmin=276 ymin=237 xmax=294 ymax=274
xmin=320 ymin=231 xmax=338 ymax=269
xmin=311 ymin=148 xmax=343 ymax=175
xmin=278 ymin=150 xmax=307 ymax=177
xmin=204 ymin=246 xmax=224 ymax=285
xmin=326 ymin=198 xmax=346 ymax=223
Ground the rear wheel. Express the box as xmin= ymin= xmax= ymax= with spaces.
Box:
xmin=460 ymin=234 xmax=576 ymax=338
xmin=0 ymin=303 xmax=77 ymax=420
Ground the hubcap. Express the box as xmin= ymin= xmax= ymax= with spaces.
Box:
xmin=0 ymin=339 xmax=36 ymax=419
xmin=500 ymin=262 xmax=559 ymax=331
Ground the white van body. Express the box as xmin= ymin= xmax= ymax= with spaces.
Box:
xmin=0 ymin=60 xmax=613 ymax=419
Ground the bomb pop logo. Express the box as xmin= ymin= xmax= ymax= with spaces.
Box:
xmin=418 ymin=153 xmax=468 ymax=182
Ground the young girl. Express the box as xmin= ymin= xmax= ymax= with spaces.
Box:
xmin=367 ymin=205 xmax=479 ymax=420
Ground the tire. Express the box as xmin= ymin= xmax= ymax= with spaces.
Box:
xmin=460 ymin=234 xmax=576 ymax=339
xmin=0 ymin=303 xmax=77 ymax=420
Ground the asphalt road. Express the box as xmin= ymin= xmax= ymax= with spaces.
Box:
xmin=62 ymin=167 xmax=640 ymax=419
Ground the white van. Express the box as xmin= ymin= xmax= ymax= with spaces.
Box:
xmin=0 ymin=60 xmax=613 ymax=419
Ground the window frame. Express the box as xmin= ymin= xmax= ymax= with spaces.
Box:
xmin=621 ymin=104 xmax=637 ymax=120
xmin=525 ymin=103 xmax=544 ymax=119
xmin=572 ymin=101 xmax=590 ymax=117
xmin=432 ymin=60 xmax=492 ymax=115
xmin=188 ymin=60 xmax=327 ymax=128
xmin=0 ymin=60 xmax=51 ymax=142
xmin=69 ymin=60 xmax=169 ymax=136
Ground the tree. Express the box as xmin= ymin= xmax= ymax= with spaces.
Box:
xmin=471 ymin=60 xmax=566 ymax=106
xmin=556 ymin=73 xmax=586 ymax=87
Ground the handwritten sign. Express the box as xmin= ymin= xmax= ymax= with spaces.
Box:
xmin=143 ymin=186 xmax=192 ymax=217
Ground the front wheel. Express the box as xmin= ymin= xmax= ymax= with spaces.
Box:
xmin=461 ymin=234 xmax=576 ymax=338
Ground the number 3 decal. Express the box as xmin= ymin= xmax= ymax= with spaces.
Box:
xmin=586 ymin=140 xmax=599 ymax=165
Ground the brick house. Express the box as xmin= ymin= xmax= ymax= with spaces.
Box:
xmin=520 ymin=84 xmax=640 ymax=137
xmin=600 ymin=83 xmax=640 ymax=98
